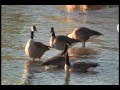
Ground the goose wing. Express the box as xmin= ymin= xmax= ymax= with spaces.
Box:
xmin=79 ymin=27 xmax=103 ymax=36
xmin=56 ymin=35 xmax=80 ymax=45
xmin=41 ymin=55 xmax=65 ymax=68
xmin=34 ymin=42 xmax=49 ymax=49
xmin=73 ymin=62 xmax=99 ymax=68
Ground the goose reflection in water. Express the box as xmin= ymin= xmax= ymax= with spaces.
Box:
xmin=66 ymin=5 xmax=105 ymax=12
xmin=64 ymin=69 xmax=71 ymax=85
xmin=21 ymin=60 xmax=43 ymax=85
xmin=63 ymin=69 xmax=99 ymax=85
xmin=68 ymin=47 xmax=99 ymax=59
xmin=21 ymin=56 xmax=99 ymax=85
xmin=64 ymin=48 xmax=99 ymax=85
xmin=66 ymin=5 xmax=87 ymax=12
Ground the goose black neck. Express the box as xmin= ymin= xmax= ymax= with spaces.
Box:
xmin=64 ymin=44 xmax=70 ymax=66
xmin=31 ymin=31 xmax=34 ymax=39
xmin=51 ymin=27 xmax=56 ymax=38
xmin=52 ymin=31 xmax=55 ymax=38
xmin=65 ymin=51 xmax=70 ymax=66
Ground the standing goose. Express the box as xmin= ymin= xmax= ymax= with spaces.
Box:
xmin=25 ymin=26 xmax=50 ymax=61
xmin=62 ymin=43 xmax=99 ymax=72
xmin=50 ymin=27 xmax=80 ymax=51
xmin=67 ymin=27 xmax=103 ymax=48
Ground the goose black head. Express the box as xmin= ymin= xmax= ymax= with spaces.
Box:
xmin=31 ymin=26 xmax=37 ymax=32
xmin=30 ymin=26 xmax=37 ymax=39
xmin=50 ymin=27 xmax=55 ymax=37
xmin=50 ymin=27 xmax=54 ymax=33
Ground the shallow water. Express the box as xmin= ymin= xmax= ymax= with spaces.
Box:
xmin=1 ymin=5 xmax=119 ymax=85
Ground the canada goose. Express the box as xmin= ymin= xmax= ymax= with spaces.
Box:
xmin=50 ymin=27 xmax=80 ymax=52
xmin=67 ymin=27 xmax=103 ymax=48
xmin=42 ymin=43 xmax=99 ymax=72
xmin=62 ymin=43 xmax=99 ymax=72
xmin=25 ymin=26 xmax=50 ymax=61
xmin=41 ymin=54 xmax=65 ymax=68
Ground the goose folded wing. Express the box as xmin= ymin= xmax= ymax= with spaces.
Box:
xmin=34 ymin=42 xmax=48 ymax=48
xmin=56 ymin=35 xmax=80 ymax=45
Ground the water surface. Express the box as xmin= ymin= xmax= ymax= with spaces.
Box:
xmin=1 ymin=5 xmax=119 ymax=85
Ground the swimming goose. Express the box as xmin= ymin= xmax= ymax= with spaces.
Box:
xmin=42 ymin=43 xmax=99 ymax=72
xmin=67 ymin=27 xmax=103 ymax=48
xmin=41 ymin=54 xmax=65 ymax=68
xmin=50 ymin=27 xmax=80 ymax=51
xmin=62 ymin=43 xmax=99 ymax=72
xmin=25 ymin=26 xmax=50 ymax=61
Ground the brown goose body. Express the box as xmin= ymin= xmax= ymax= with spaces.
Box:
xmin=42 ymin=55 xmax=65 ymax=68
xmin=67 ymin=27 xmax=103 ymax=47
xmin=50 ymin=27 xmax=80 ymax=50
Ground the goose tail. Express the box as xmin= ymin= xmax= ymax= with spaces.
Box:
xmin=97 ymin=32 xmax=104 ymax=36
